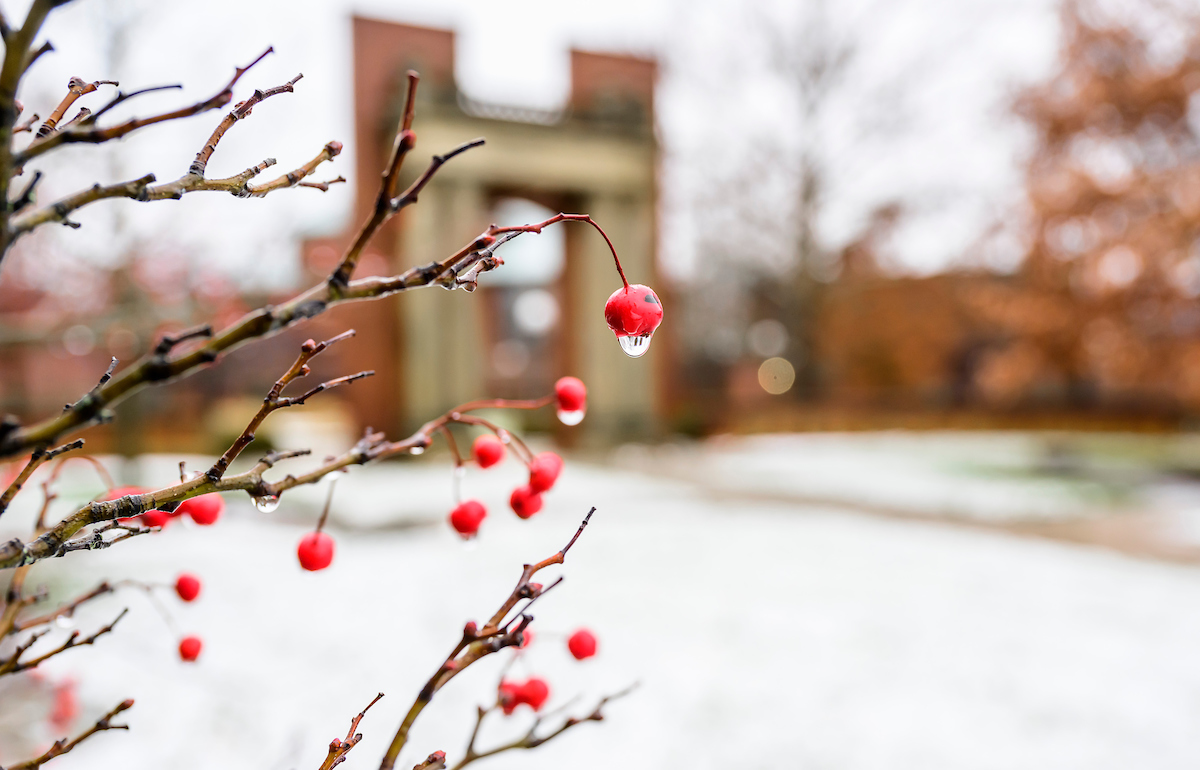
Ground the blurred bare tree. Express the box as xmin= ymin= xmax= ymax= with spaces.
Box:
xmin=968 ymin=0 xmax=1200 ymax=411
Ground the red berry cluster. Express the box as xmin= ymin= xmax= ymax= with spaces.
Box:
xmin=494 ymin=627 xmax=599 ymax=717
xmin=498 ymin=677 xmax=551 ymax=714
xmin=446 ymin=377 xmax=586 ymax=539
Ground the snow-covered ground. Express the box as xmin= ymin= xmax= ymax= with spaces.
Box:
xmin=4 ymin=435 xmax=1200 ymax=769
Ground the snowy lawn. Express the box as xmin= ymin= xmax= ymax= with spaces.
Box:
xmin=2 ymin=442 xmax=1200 ymax=769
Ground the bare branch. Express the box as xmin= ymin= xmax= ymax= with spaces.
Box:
xmin=35 ymin=76 xmax=117 ymax=138
xmin=13 ymin=579 xmax=114 ymax=632
xmin=0 ymin=607 xmax=127 ymax=675
xmin=189 ymin=72 xmax=303 ymax=177
xmin=0 ymin=439 xmax=83 ymax=519
xmin=297 ymin=175 xmax=346 ymax=192
xmin=206 ymin=330 xmax=370 ymax=481
xmin=378 ymin=510 xmax=599 ymax=770
xmin=16 ymin=47 xmax=274 ymax=164
xmin=5 ymin=699 xmax=133 ymax=770
xmin=0 ymin=383 xmax=572 ymax=570
xmin=449 ymin=684 xmax=637 ymax=770
xmin=247 ymin=141 xmax=343 ymax=196
xmin=318 ymin=692 xmax=385 ymax=770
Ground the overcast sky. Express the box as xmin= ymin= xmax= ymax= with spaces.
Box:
xmin=5 ymin=0 xmax=1065 ymax=289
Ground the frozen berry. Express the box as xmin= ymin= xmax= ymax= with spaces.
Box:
xmin=449 ymin=500 xmax=487 ymax=538
xmin=554 ymin=377 xmax=587 ymax=424
xmin=567 ymin=628 xmax=597 ymax=660
xmin=509 ymin=485 xmax=543 ymax=519
xmin=178 ymin=635 xmax=202 ymax=662
xmin=178 ymin=494 xmax=223 ymax=526
xmin=472 ymin=434 xmax=506 ymax=468
xmin=528 ymin=452 xmax=563 ymax=493
xmin=518 ymin=677 xmax=550 ymax=711
xmin=604 ymin=284 xmax=663 ymax=358
xmin=297 ymin=531 xmax=335 ymax=571
xmin=174 ymin=573 xmax=201 ymax=602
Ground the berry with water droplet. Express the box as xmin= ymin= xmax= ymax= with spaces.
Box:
xmin=567 ymin=628 xmax=597 ymax=660
xmin=518 ymin=677 xmax=550 ymax=711
xmin=178 ymin=494 xmax=224 ymax=526
xmin=178 ymin=635 xmax=202 ymax=662
xmin=174 ymin=573 xmax=201 ymax=602
xmin=554 ymin=376 xmax=587 ymax=425
xmin=449 ymin=500 xmax=487 ymax=538
xmin=253 ymin=494 xmax=280 ymax=513
xmin=528 ymin=452 xmax=563 ymax=493
xmin=297 ymin=531 xmax=335 ymax=571
xmin=509 ymin=485 xmax=543 ymax=519
xmin=604 ymin=284 xmax=663 ymax=358
xmin=472 ymin=434 xmax=506 ymax=468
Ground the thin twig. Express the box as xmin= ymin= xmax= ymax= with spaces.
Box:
xmin=5 ymin=699 xmax=134 ymax=770
xmin=0 ymin=439 xmax=83 ymax=519
xmin=377 ymin=509 xmax=599 ymax=770
xmin=318 ymin=692 xmax=385 ymax=770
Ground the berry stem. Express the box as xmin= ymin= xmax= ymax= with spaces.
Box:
xmin=491 ymin=214 xmax=629 ymax=289
xmin=315 ymin=478 xmax=337 ymax=534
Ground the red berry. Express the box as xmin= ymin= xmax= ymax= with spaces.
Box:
xmin=498 ymin=680 xmax=521 ymax=715
xmin=449 ymin=500 xmax=487 ymax=538
xmin=178 ymin=494 xmax=224 ymax=526
xmin=554 ymin=377 xmax=587 ymax=412
xmin=518 ymin=677 xmax=550 ymax=711
xmin=472 ymin=434 xmax=506 ymax=468
xmin=518 ymin=628 xmax=535 ymax=649
xmin=174 ymin=573 xmax=201 ymax=602
xmin=139 ymin=508 xmax=171 ymax=528
xmin=178 ymin=635 xmax=202 ymax=662
xmin=528 ymin=452 xmax=563 ymax=493
xmin=297 ymin=531 xmax=335 ymax=571
xmin=509 ymin=485 xmax=543 ymax=519
xmin=567 ymin=628 xmax=598 ymax=660
xmin=605 ymin=284 xmax=663 ymax=357
xmin=604 ymin=284 xmax=663 ymax=337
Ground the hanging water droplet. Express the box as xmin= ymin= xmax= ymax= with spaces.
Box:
xmin=252 ymin=494 xmax=280 ymax=513
xmin=409 ymin=445 xmax=425 ymax=456
xmin=454 ymin=466 xmax=466 ymax=480
xmin=55 ymin=615 xmax=74 ymax=629
xmin=557 ymin=409 xmax=585 ymax=426
xmin=618 ymin=333 xmax=653 ymax=358
xmin=498 ymin=430 xmax=512 ymax=444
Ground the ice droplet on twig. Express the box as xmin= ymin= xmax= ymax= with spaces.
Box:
xmin=409 ymin=445 xmax=425 ymax=456
xmin=618 ymin=333 xmax=653 ymax=358
xmin=557 ymin=409 xmax=585 ymax=426
xmin=252 ymin=494 xmax=280 ymax=513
